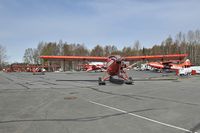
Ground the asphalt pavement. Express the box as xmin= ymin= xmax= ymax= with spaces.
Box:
xmin=0 ymin=70 xmax=200 ymax=133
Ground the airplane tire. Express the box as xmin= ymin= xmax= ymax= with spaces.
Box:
xmin=99 ymin=81 xmax=106 ymax=85
xmin=98 ymin=77 xmax=106 ymax=85
xmin=125 ymin=80 xmax=133 ymax=85
xmin=101 ymin=82 xmax=106 ymax=85
xmin=125 ymin=77 xmax=134 ymax=85
xmin=109 ymin=76 xmax=124 ymax=84
xmin=128 ymin=77 xmax=133 ymax=81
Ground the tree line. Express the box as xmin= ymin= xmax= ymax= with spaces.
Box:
xmin=23 ymin=29 xmax=200 ymax=65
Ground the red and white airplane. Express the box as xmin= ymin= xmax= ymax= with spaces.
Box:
xmin=40 ymin=54 xmax=188 ymax=85
xmin=79 ymin=61 xmax=137 ymax=72
xmin=78 ymin=62 xmax=106 ymax=72
xmin=148 ymin=59 xmax=191 ymax=71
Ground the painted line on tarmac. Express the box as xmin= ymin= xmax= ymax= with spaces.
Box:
xmin=89 ymin=100 xmax=197 ymax=133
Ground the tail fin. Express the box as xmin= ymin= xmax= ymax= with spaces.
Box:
xmin=183 ymin=59 xmax=191 ymax=67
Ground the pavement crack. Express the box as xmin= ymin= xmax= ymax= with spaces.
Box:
xmin=87 ymin=87 xmax=200 ymax=106
xmin=3 ymin=76 xmax=14 ymax=81
xmin=16 ymin=83 xmax=30 ymax=89
xmin=189 ymin=121 xmax=200 ymax=133
xmin=0 ymin=108 xmax=158 ymax=124
xmin=130 ymin=94 xmax=200 ymax=106
xmin=87 ymin=87 xmax=143 ymax=100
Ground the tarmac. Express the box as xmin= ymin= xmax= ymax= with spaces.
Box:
xmin=0 ymin=70 xmax=200 ymax=133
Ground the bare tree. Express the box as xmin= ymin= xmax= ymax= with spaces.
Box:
xmin=122 ymin=46 xmax=132 ymax=56
xmin=104 ymin=45 xmax=118 ymax=56
xmin=74 ymin=44 xmax=89 ymax=56
xmin=62 ymin=43 xmax=73 ymax=56
xmin=0 ymin=44 xmax=7 ymax=69
xmin=133 ymin=40 xmax=141 ymax=55
xmin=104 ymin=45 xmax=112 ymax=56
xmin=90 ymin=45 xmax=104 ymax=56
xmin=23 ymin=48 xmax=38 ymax=64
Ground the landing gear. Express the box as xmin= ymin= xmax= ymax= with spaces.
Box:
xmin=125 ymin=77 xmax=134 ymax=85
xmin=98 ymin=76 xmax=134 ymax=85
xmin=98 ymin=77 xmax=106 ymax=85
xmin=109 ymin=76 xmax=124 ymax=84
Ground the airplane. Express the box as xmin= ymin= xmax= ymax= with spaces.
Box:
xmin=39 ymin=54 xmax=188 ymax=85
xmin=148 ymin=59 xmax=191 ymax=71
xmin=78 ymin=62 xmax=106 ymax=72
xmin=79 ymin=61 xmax=137 ymax=72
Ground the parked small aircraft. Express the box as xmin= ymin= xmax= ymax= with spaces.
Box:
xmin=40 ymin=54 xmax=187 ymax=85
xmin=148 ymin=59 xmax=191 ymax=71
xmin=78 ymin=62 xmax=106 ymax=72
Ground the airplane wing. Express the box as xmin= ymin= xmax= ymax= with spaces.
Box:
xmin=124 ymin=54 xmax=188 ymax=61
xmin=39 ymin=56 xmax=107 ymax=62
xmin=148 ymin=62 xmax=165 ymax=69
xmin=40 ymin=54 xmax=188 ymax=62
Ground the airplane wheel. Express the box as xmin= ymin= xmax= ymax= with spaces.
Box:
xmin=101 ymin=82 xmax=106 ymax=85
xmin=125 ymin=77 xmax=134 ymax=85
xmin=109 ymin=76 xmax=124 ymax=84
xmin=99 ymin=81 xmax=106 ymax=85
xmin=98 ymin=77 xmax=106 ymax=85
xmin=128 ymin=77 xmax=133 ymax=80
xmin=125 ymin=80 xmax=133 ymax=85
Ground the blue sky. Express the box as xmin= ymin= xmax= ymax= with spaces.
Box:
xmin=0 ymin=0 xmax=200 ymax=63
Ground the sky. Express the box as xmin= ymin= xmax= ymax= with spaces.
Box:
xmin=0 ymin=0 xmax=200 ymax=63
